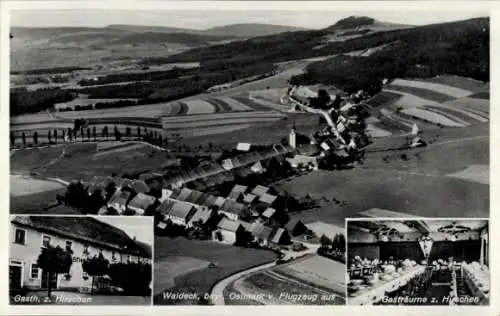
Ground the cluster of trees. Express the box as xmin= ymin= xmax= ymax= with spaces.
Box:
xmin=77 ymin=67 xmax=195 ymax=86
xmin=10 ymin=88 xmax=75 ymax=116
xmin=11 ymin=66 xmax=90 ymax=75
xmin=318 ymin=233 xmax=346 ymax=263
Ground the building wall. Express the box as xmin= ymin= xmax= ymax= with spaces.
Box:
xmin=214 ymin=230 xmax=236 ymax=244
xmin=10 ymin=223 xmax=145 ymax=291
xmin=165 ymin=215 xmax=187 ymax=226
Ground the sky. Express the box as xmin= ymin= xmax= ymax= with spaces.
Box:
xmin=10 ymin=9 xmax=488 ymax=29
xmin=92 ymin=216 xmax=154 ymax=247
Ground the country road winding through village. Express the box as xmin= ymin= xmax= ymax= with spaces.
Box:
xmin=210 ymin=261 xmax=277 ymax=305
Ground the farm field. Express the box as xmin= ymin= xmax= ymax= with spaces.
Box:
xmin=10 ymin=174 xmax=65 ymax=197
xmin=10 ymin=187 xmax=67 ymax=214
xmin=153 ymin=236 xmax=276 ymax=305
xmin=365 ymin=76 xmax=489 ymax=136
xmin=10 ymin=142 xmax=172 ymax=183
xmin=176 ymin=112 xmax=319 ymax=148
xmin=154 ymin=256 xmax=211 ymax=295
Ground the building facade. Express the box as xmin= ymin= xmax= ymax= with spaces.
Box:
xmin=9 ymin=216 xmax=151 ymax=292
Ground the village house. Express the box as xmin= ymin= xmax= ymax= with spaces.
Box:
xmin=285 ymin=218 xmax=308 ymax=237
xmin=249 ymin=222 xmax=275 ymax=247
xmin=268 ymin=228 xmax=292 ymax=250
xmin=127 ymin=193 xmax=157 ymax=215
xmin=212 ymin=218 xmax=247 ymax=245
xmin=107 ymin=190 xmax=132 ymax=214
xmin=9 ymin=216 xmax=151 ymax=293
xmin=156 ymin=200 xmax=197 ymax=227
xmin=251 ymin=185 xmax=270 ymax=197
xmin=186 ymin=208 xmax=216 ymax=229
xmin=227 ymin=184 xmax=248 ymax=201
xmin=219 ymin=199 xmax=246 ymax=221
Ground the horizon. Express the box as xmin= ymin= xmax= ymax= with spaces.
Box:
xmin=10 ymin=10 xmax=488 ymax=30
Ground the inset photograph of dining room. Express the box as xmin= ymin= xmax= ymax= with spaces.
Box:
xmin=346 ymin=219 xmax=489 ymax=306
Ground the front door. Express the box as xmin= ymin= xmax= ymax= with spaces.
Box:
xmin=41 ymin=270 xmax=58 ymax=289
xmin=9 ymin=265 xmax=22 ymax=289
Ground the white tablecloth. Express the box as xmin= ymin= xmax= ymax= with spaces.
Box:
xmin=463 ymin=265 xmax=489 ymax=303
xmin=348 ymin=265 xmax=426 ymax=305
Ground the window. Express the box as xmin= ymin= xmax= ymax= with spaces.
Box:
xmin=42 ymin=235 xmax=51 ymax=247
xmin=83 ymin=245 xmax=89 ymax=255
xmin=14 ymin=229 xmax=26 ymax=245
xmin=127 ymin=255 xmax=131 ymax=263
xmin=65 ymin=241 xmax=72 ymax=252
xmin=30 ymin=264 xmax=40 ymax=279
xmin=82 ymin=271 xmax=89 ymax=279
xmin=112 ymin=251 xmax=116 ymax=261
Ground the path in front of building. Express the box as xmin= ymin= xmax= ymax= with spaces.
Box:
xmin=22 ymin=291 xmax=151 ymax=305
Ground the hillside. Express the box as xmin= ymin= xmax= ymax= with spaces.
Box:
xmin=203 ymin=23 xmax=309 ymax=37
xmin=290 ymin=17 xmax=489 ymax=93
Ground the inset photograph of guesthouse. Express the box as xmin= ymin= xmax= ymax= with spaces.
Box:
xmin=346 ymin=219 xmax=489 ymax=306
xmin=9 ymin=215 xmax=153 ymax=305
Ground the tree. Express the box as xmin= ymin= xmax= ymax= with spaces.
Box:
xmin=108 ymin=261 xmax=152 ymax=296
xmin=10 ymin=132 xmax=15 ymax=147
xmin=103 ymin=126 xmax=109 ymax=140
xmin=137 ymin=126 xmax=141 ymax=137
xmin=105 ymin=182 xmax=117 ymax=202
xmin=87 ymin=128 xmax=91 ymax=141
xmin=48 ymin=130 xmax=52 ymax=143
xmin=54 ymin=130 xmax=58 ymax=144
xmin=126 ymin=127 xmax=132 ymax=138
xmin=33 ymin=131 xmax=38 ymax=147
xmin=37 ymin=244 xmax=73 ymax=299
xmin=64 ymin=181 xmax=88 ymax=208
xmin=22 ymin=132 xmax=26 ymax=147
xmin=73 ymin=128 xmax=77 ymax=141
xmin=84 ymin=190 xmax=105 ymax=214
xmin=92 ymin=126 xmax=97 ymax=142
xmin=158 ymin=135 xmax=163 ymax=147
xmin=62 ymin=129 xmax=66 ymax=142
xmin=82 ymin=252 xmax=109 ymax=295
xmin=320 ymin=234 xmax=333 ymax=248
xmin=68 ymin=128 xmax=73 ymax=142
xmin=332 ymin=233 xmax=346 ymax=252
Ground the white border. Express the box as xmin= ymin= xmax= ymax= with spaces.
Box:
xmin=1 ymin=1 xmax=498 ymax=315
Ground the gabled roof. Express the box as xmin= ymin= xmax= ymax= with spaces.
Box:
xmin=262 ymin=208 xmax=277 ymax=218
xmin=188 ymin=209 xmax=213 ymax=225
xmin=250 ymin=222 xmax=274 ymax=240
xmin=216 ymin=218 xmax=242 ymax=232
xmin=237 ymin=220 xmax=252 ymax=231
xmin=285 ymin=218 xmax=305 ymax=231
xmin=251 ymin=185 xmax=269 ymax=197
xmin=128 ymin=193 xmax=157 ymax=210
xmin=228 ymin=184 xmax=248 ymax=200
xmin=11 ymin=216 xmax=141 ymax=255
xmin=156 ymin=200 xmax=175 ymax=216
xmin=132 ymin=180 xmax=150 ymax=194
xmin=133 ymin=239 xmax=152 ymax=258
xmin=108 ymin=190 xmax=131 ymax=206
xmin=169 ymin=201 xmax=196 ymax=220
xmin=270 ymin=228 xmax=288 ymax=244
xmin=175 ymin=188 xmax=193 ymax=202
xmin=243 ymin=194 xmax=258 ymax=204
xmin=259 ymin=193 xmax=278 ymax=205
xmin=220 ymin=199 xmax=245 ymax=215
xmin=214 ymin=197 xmax=226 ymax=207
xmin=184 ymin=190 xmax=204 ymax=204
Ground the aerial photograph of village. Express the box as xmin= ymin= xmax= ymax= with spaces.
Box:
xmin=8 ymin=5 xmax=489 ymax=306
